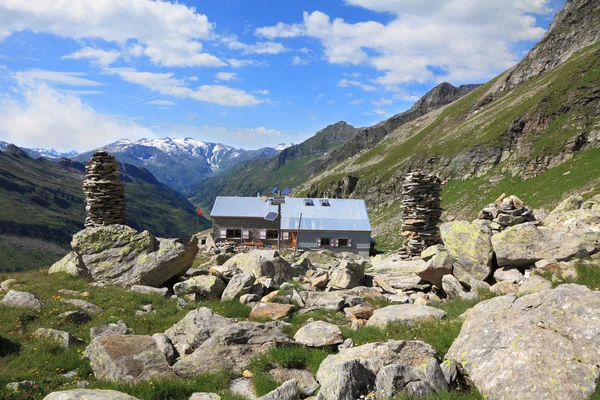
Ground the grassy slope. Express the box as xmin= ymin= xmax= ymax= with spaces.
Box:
xmin=296 ymin=43 xmax=600 ymax=248
xmin=3 ymin=263 xmax=600 ymax=399
xmin=0 ymin=151 xmax=209 ymax=272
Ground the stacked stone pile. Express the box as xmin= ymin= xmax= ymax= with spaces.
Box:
xmin=477 ymin=193 xmax=535 ymax=232
xmin=399 ymin=172 xmax=443 ymax=258
xmin=83 ymin=150 xmax=126 ymax=227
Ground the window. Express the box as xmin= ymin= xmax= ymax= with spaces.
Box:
xmin=318 ymin=238 xmax=331 ymax=247
xmin=226 ymin=229 xmax=241 ymax=239
xmin=282 ymin=232 xmax=290 ymax=240
xmin=338 ymin=238 xmax=350 ymax=247
xmin=320 ymin=199 xmax=330 ymax=207
xmin=201 ymin=238 xmax=207 ymax=245
xmin=266 ymin=230 xmax=278 ymax=239
xmin=304 ymin=199 xmax=314 ymax=206
xmin=242 ymin=230 xmax=250 ymax=240
xmin=259 ymin=230 xmax=267 ymax=240
xmin=220 ymin=229 xmax=227 ymax=239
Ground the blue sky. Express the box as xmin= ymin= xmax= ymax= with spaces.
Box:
xmin=0 ymin=0 xmax=564 ymax=152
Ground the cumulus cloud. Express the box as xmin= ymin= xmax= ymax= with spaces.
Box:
xmin=256 ymin=0 xmax=550 ymax=85
xmin=104 ymin=68 xmax=262 ymax=106
xmin=0 ymin=0 xmax=224 ymax=68
xmin=62 ymin=47 xmax=121 ymax=66
xmin=0 ymin=78 xmax=154 ymax=152
xmin=215 ymin=72 xmax=238 ymax=81
xmin=292 ymin=56 xmax=309 ymax=66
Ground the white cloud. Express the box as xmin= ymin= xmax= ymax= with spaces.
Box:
xmin=167 ymin=124 xmax=298 ymax=149
xmin=327 ymin=100 xmax=335 ymax=104
xmin=373 ymin=109 xmax=387 ymax=115
xmin=0 ymin=0 xmax=224 ymax=68
xmin=215 ymin=72 xmax=238 ymax=81
xmin=146 ymin=100 xmax=176 ymax=106
xmin=256 ymin=1 xmax=550 ymax=85
xmin=255 ymin=90 xmax=269 ymax=95
xmin=338 ymin=78 xmax=377 ymax=92
xmin=17 ymin=70 xmax=103 ymax=87
xmin=228 ymin=59 xmax=268 ymax=68
xmin=0 ymin=78 xmax=153 ymax=152
xmin=62 ymin=90 xmax=105 ymax=95
xmin=292 ymin=56 xmax=309 ymax=66
xmin=224 ymin=37 xmax=287 ymax=55
xmin=62 ymin=47 xmax=120 ymax=66
xmin=350 ymin=98 xmax=364 ymax=105
xmin=372 ymin=97 xmax=393 ymax=106
xmin=105 ymin=68 xmax=262 ymax=107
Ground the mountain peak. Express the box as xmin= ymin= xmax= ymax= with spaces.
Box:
xmin=4 ymin=144 xmax=31 ymax=159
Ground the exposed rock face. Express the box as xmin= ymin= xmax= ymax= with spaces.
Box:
xmin=83 ymin=150 xmax=126 ymax=227
xmin=366 ymin=305 xmax=446 ymax=329
xmin=316 ymin=340 xmax=447 ymax=400
xmin=446 ymin=285 xmax=600 ymax=400
xmin=71 ymin=225 xmax=198 ymax=287
xmin=85 ymin=335 xmax=174 ymax=383
xmin=400 ymin=172 xmax=443 ymax=258
xmin=0 ymin=290 xmax=43 ymax=310
xmin=174 ymin=275 xmax=226 ymax=300
xmin=44 ymin=389 xmax=139 ymax=400
xmin=492 ymin=223 xmax=597 ymax=267
xmin=440 ymin=220 xmax=494 ymax=282
xmin=173 ymin=322 xmax=293 ymax=376
xmin=164 ymin=308 xmax=232 ymax=356
xmin=294 ymin=321 xmax=343 ymax=347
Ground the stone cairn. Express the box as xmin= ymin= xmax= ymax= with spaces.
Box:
xmin=83 ymin=150 xmax=126 ymax=227
xmin=477 ymin=193 xmax=535 ymax=232
xmin=399 ymin=172 xmax=443 ymax=259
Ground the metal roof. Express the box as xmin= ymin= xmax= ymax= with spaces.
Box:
xmin=211 ymin=196 xmax=372 ymax=232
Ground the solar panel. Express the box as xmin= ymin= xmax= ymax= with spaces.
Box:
xmin=272 ymin=195 xmax=286 ymax=205
xmin=270 ymin=187 xmax=279 ymax=194
xmin=264 ymin=212 xmax=278 ymax=221
xmin=281 ymin=188 xmax=292 ymax=196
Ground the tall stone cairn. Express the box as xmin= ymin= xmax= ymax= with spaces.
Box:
xmin=399 ymin=171 xmax=443 ymax=258
xmin=83 ymin=150 xmax=126 ymax=227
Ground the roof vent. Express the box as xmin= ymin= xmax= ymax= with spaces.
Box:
xmin=320 ymin=199 xmax=330 ymax=207
xmin=304 ymin=199 xmax=314 ymax=206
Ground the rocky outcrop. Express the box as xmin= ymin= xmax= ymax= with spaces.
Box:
xmin=446 ymin=285 xmax=600 ymax=399
xmin=69 ymin=225 xmax=198 ymax=287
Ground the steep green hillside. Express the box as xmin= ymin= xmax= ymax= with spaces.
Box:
xmin=0 ymin=145 xmax=209 ymax=272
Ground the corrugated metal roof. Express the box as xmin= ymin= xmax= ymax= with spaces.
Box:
xmin=211 ymin=196 xmax=372 ymax=232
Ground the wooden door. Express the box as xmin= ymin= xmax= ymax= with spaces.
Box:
xmin=291 ymin=232 xmax=298 ymax=248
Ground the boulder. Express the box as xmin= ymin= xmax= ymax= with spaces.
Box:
xmin=299 ymin=291 xmax=346 ymax=311
xmin=129 ymin=285 xmax=169 ymax=297
xmin=440 ymin=220 xmax=494 ymax=282
xmin=58 ymin=311 xmax=92 ymax=325
xmin=294 ymin=321 xmax=343 ymax=347
xmin=85 ymin=335 xmax=173 ymax=383
xmin=6 ymin=380 xmax=35 ymax=391
xmin=258 ymin=379 xmax=300 ymax=400
xmin=249 ymin=303 xmax=294 ymax=320
xmin=493 ymin=267 xmax=524 ymax=283
xmin=268 ymin=368 xmax=319 ymax=397
xmin=446 ymin=285 xmax=600 ymax=399
xmin=299 ymin=250 xmax=339 ymax=269
xmin=230 ymin=378 xmax=258 ymax=400
xmin=327 ymin=260 xmax=366 ymax=290
xmin=492 ymin=223 xmax=597 ymax=267
xmin=490 ymin=281 xmax=517 ymax=295
xmin=90 ymin=321 xmax=133 ymax=340
xmin=441 ymin=275 xmax=477 ymax=300
xmin=549 ymin=195 xmax=584 ymax=215
xmin=174 ymin=275 xmax=226 ymax=300
xmin=0 ymin=278 xmax=17 ymax=292
xmin=164 ymin=307 xmax=232 ymax=356
xmin=152 ymin=333 xmax=177 ymax=365
xmin=33 ymin=328 xmax=83 ymax=348
xmin=345 ymin=304 xmax=375 ymax=320
xmin=517 ymin=275 xmax=552 ymax=296
xmin=544 ymin=208 xmax=600 ymax=232
xmin=0 ymin=290 xmax=43 ymax=310
xmin=366 ymin=305 xmax=446 ymax=329
xmin=60 ymin=298 xmax=103 ymax=314
xmin=71 ymin=225 xmax=198 ymax=287
xmin=44 ymin=389 xmax=139 ymax=400
xmin=173 ymin=322 xmax=293 ymax=376
xmin=221 ymin=272 xmax=256 ymax=301
xmin=417 ymin=247 xmax=453 ymax=288
xmin=375 ymin=360 xmax=449 ymax=399
xmin=49 ymin=252 xmax=91 ymax=279
xmin=311 ymin=273 xmax=329 ymax=289
xmin=316 ymin=340 xmax=446 ymax=400
xmin=189 ymin=394 xmax=221 ymax=400
xmin=368 ymin=256 xmax=429 ymax=291
xmin=216 ymin=250 xmax=300 ymax=285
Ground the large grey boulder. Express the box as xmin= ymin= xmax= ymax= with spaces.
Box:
xmin=440 ymin=220 xmax=494 ymax=282
xmin=327 ymin=260 xmax=366 ymax=290
xmin=316 ymin=340 xmax=446 ymax=400
xmin=84 ymin=335 xmax=174 ymax=383
xmin=446 ymin=285 xmax=600 ymax=399
xmin=164 ymin=307 xmax=232 ymax=356
xmin=44 ymin=389 xmax=139 ymax=400
xmin=129 ymin=285 xmax=169 ymax=297
xmin=221 ymin=272 xmax=255 ymax=301
xmin=60 ymin=298 xmax=103 ymax=314
xmin=492 ymin=223 xmax=597 ymax=267
xmin=375 ymin=360 xmax=449 ymax=399
xmin=517 ymin=275 xmax=552 ymax=296
xmin=441 ymin=275 xmax=477 ymax=300
xmin=174 ymin=275 xmax=226 ymax=300
xmin=215 ymin=250 xmax=300 ymax=285
xmin=258 ymin=379 xmax=300 ymax=400
xmin=189 ymin=394 xmax=221 ymax=400
xmin=0 ymin=290 xmax=43 ymax=310
xmin=298 ymin=250 xmax=339 ymax=269
xmin=90 ymin=320 xmax=133 ymax=340
xmin=49 ymin=252 xmax=91 ymax=279
xmin=33 ymin=328 xmax=83 ymax=348
xmin=71 ymin=225 xmax=198 ymax=287
xmin=366 ymin=305 xmax=446 ymax=329
xmin=367 ymin=256 xmax=428 ymax=291
xmin=417 ymin=246 xmax=453 ymax=288
xmin=173 ymin=322 xmax=293 ymax=376
xmin=269 ymin=368 xmax=319 ymax=397
xmin=294 ymin=321 xmax=343 ymax=347
xmin=299 ymin=291 xmax=346 ymax=311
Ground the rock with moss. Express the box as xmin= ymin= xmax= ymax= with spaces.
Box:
xmin=90 ymin=320 xmax=134 ymax=339
xmin=215 ymin=250 xmax=301 ymax=285
xmin=0 ymin=290 xmax=43 ymax=310
xmin=418 ymin=246 xmax=453 ymax=288
xmin=550 ymin=195 xmax=584 ymax=215
xmin=221 ymin=272 xmax=256 ymax=301
xmin=71 ymin=225 xmax=198 ymax=287
xmin=544 ymin=208 xmax=600 ymax=232
xmin=440 ymin=220 xmax=494 ymax=282
xmin=33 ymin=328 xmax=83 ymax=348
xmin=316 ymin=340 xmax=447 ymax=400
xmin=492 ymin=223 xmax=597 ymax=267
xmin=294 ymin=321 xmax=343 ymax=347
xmin=517 ymin=275 xmax=552 ymax=296
xmin=84 ymin=334 xmax=174 ymax=383
xmin=298 ymin=250 xmax=340 ymax=269
xmin=44 ymin=389 xmax=139 ymax=399
xmin=49 ymin=252 xmax=91 ymax=280
xmin=446 ymin=285 xmax=600 ymax=400
xmin=174 ymin=275 xmax=226 ymax=300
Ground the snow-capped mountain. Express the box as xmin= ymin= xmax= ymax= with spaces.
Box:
xmin=0 ymin=141 xmax=78 ymax=159
xmin=74 ymin=137 xmax=282 ymax=193
xmin=275 ymin=143 xmax=294 ymax=151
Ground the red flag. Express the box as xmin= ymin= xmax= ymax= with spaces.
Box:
xmin=197 ymin=208 xmax=204 ymax=216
